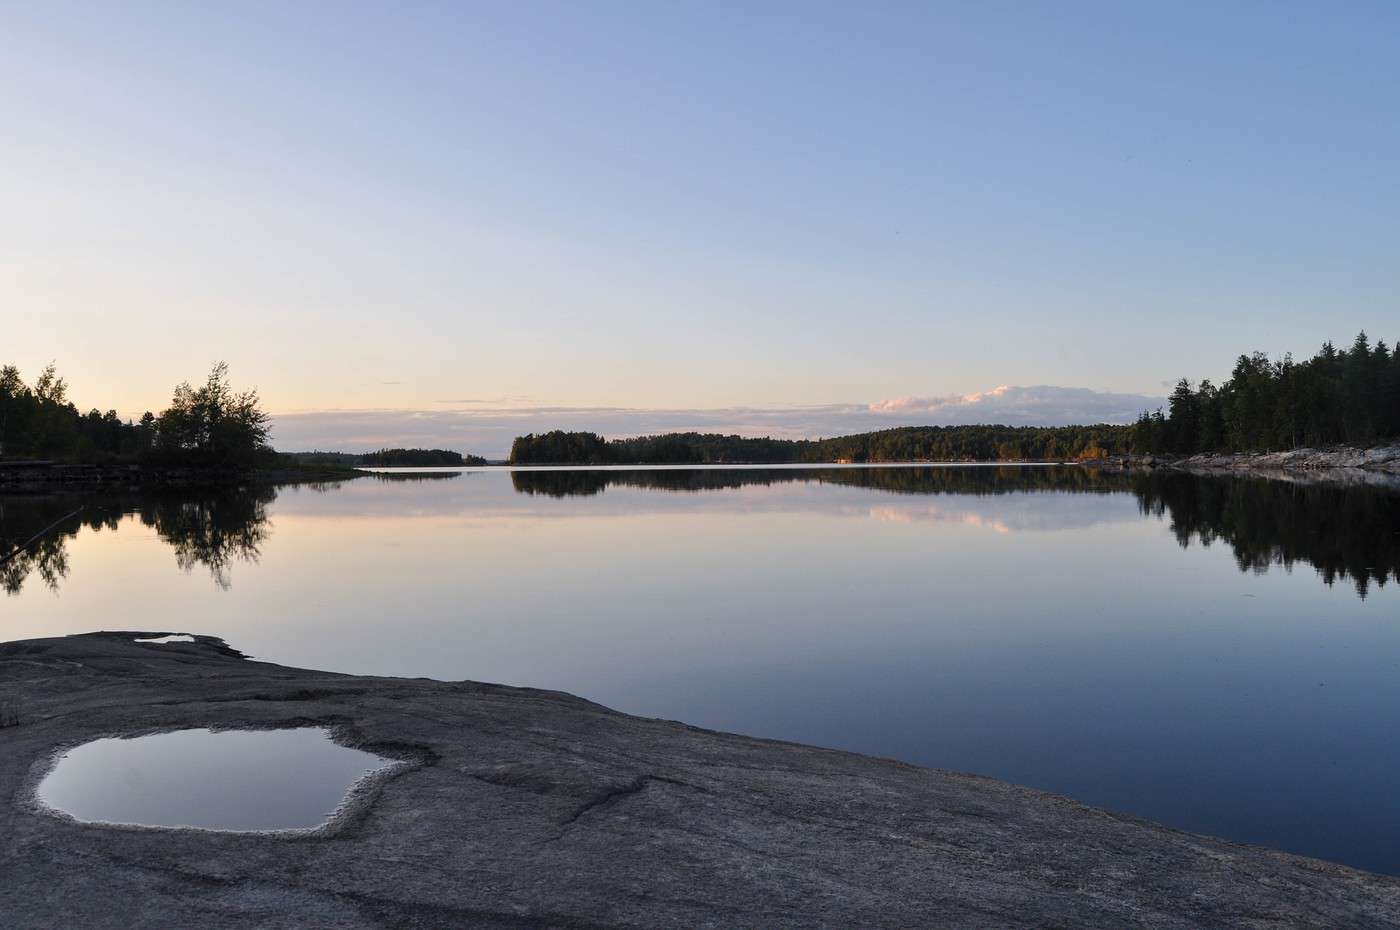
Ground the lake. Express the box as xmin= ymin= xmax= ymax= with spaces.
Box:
xmin=4 ymin=465 xmax=1399 ymax=873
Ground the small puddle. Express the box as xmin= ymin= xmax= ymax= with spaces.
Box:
xmin=36 ymin=727 xmax=395 ymax=831
xmin=134 ymin=634 xmax=196 ymax=644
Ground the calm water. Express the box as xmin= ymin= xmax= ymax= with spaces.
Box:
xmin=37 ymin=727 xmax=392 ymax=831
xmin=5 ymin=466 xmax=1400 ymax=871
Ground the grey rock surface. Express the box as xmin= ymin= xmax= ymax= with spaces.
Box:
xmin=1095 ymin=445 xmax=1400 ymax=485
xmin=4 ymin=632 xmax=1400 ymax=929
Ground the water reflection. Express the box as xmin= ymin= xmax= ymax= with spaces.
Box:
xmin=4 ymin=468 xmax=1398 ymax=598
xmin=1137 ymin=473 xmax=1400 ymax=599
xmin=0 ymin=486 xmax=275 ymax=594
xmin=511 ymin=466 xmax=1399 ymax=597
xmin=362 ymin=470 xmax=466 ymax=482
xmin=510 ymin=464 xmax=1130 ymax=497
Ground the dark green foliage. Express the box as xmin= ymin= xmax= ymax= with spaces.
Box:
xmin=1133 ymin=332 xmax=1399 ymax=454
xmin=0 ymin=363 xmax=155 ymax=462
xmin=361 ymin=448 xmax=483 ymax=466
xmin=282 ymin=449 xmax=487 ymax=467
xmin=510 ymin=425 xmax=1132 ymax=465
xmin=150 ymin=363 xmax=270 ymax=466
xmin=509 ymin=431 xmax=613 ymax=464
xmin=0 ymin=362 xmax=269 ymax=467
xmin=276 ymin=450 xmax=363 ymax=467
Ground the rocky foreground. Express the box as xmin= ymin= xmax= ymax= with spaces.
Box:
xmin=4 ymin=634 xmax=1400 ymax=929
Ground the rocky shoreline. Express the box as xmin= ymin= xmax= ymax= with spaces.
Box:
xmin=4 ymin=632 xmax=1400 ymax=928
xmin=1097 ymin=443 xmax=1400 ymax=474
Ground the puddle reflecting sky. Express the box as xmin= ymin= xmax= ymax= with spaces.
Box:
xmin=37 ymin=728 xmax=391 ymax=831
xmin=6 ymin=466 xmax=1400 ymax=871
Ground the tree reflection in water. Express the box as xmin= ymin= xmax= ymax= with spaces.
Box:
xmin=1132 ymin=472 xmax=1400 ymax=599
xmin=0 ymin=476 xmax=427 ymax=596
xmin=1 ymin=486 xmax=276 ymax=594
xmin=512 ymin=466 xmax=1400 ymax=598
xmin=3 ymin=467 xmax=1396 ymax=598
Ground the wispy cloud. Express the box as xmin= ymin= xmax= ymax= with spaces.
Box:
xmin=868 ymin=385 xmax=1013 ymax=413
xmin=866 ymin=385 xmax=1161 ymax=424
xmin=269 ymin=385 xmax=1163 ymax=458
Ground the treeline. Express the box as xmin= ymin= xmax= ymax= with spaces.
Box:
xmin=511 ymin=332 xmax=1398 ymax=464
xmin=0 ymin=362 xmax=271 ymax=467
xmin=508 ymin=425 xmax=1132 ymax=465
xmin=285 ymin=448 xmax=486 ymax=467
xmin=363 ymin=448 xmax=485 ymax=466
xmin=1134 ymin=332 xmax=1399 ymax=454
xmin=809 ymin=425 xmax=1128 ymax=462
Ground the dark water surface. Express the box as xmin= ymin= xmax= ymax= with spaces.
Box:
xmin=5 ymin=466 xmax=1400 ymax=872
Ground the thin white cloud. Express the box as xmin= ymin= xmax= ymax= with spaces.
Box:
xmin=868 ymin=385 xmax=1013 ymax=413
xmin=269 ymin=385 xmax=1163 ymax=458
xmin=868 ymin=385 xmax=1161 ymax=423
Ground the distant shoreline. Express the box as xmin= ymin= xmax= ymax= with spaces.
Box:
xmin=0 ymin=461 xmax=365 ymax=492
xmin=4 ymin=442 xmax=1399 ymax=492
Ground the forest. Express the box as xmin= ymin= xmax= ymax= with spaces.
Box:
xmin=361 ymin=448 xmax=485 ymax=466
xmin=508 ymin=425 xmax=1133 ymax=465
xmin=511 ymin=332 xmax=1398 ymax=464
xmin=282 ymin=449 xmax=487 ymax=467
xmin=0 ymin=363 xmax=491 ymax=470
xmin=0 ymin=362 xmax=270 ymax=467
xmin=1132 ymin=332 xmax=1399 ymax=453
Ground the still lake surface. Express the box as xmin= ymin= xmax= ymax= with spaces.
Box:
xmin=5 ymin=465 xmax=1400 ymax=872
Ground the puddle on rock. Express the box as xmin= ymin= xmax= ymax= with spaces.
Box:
xmin=134 ymin=634 xmax=195 ymax=644
xmin=36 ymin=727 xmax=394 ymax=831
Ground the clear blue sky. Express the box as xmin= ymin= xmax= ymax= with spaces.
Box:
xmin=3 ymin=1 xmax=1397 ymax=447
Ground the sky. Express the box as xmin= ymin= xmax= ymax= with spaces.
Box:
xmin=3 ymin=2 xmax=1397 ymax=455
